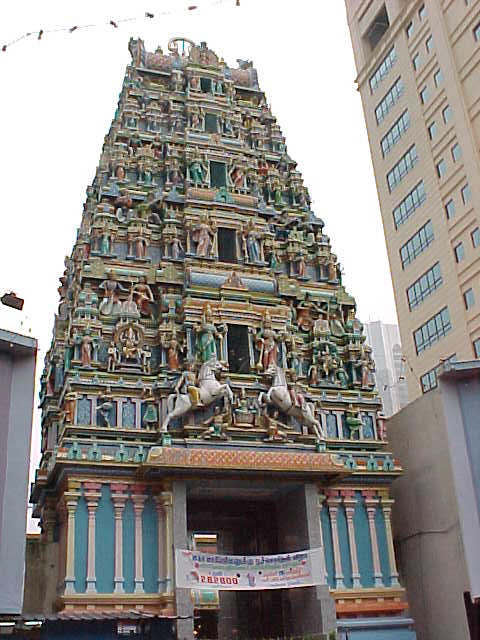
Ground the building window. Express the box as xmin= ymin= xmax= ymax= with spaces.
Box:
xmin=421 ymin=368 xmax=437 ymax=393
xmin=436 ymin=158 xmax=447 ymax=178
xmin=426 ymin=35 xmax=434 ymax=53
xmin=393 ymin=180 xmax=426 ymax=228
xmin=420 ymin=86 xmax=429 ymax=104
xmin=434 ymin=69 xmax=443 ymax=87
xmin=421 ymin=354 xmax=456 ymax=393
xmin=461 ymin=183 xmax=471 ymax=204
xmin=369 ymin=46 xmax=397 ymax=92
xmin=204 ymin=114 xmax=218 ymax=133
xmin=400 ymin=220 xmax=434 ymax=268
xmin=428 ymin=121 xmax=438 ymax=139
xmin=406 ymin=21 xmax=414 ymax=38
xmin=464 ymin=288 xmax=475 ymax=309
xmin=414 ymin=307 xmax=451 ymax=354
xmin=474 ymin=338 xmax=480 ymax=358
xmin=365 ymin=4 xmax=390 ymax=51
xmin=407 ymin=262 xmax=443 ymax=310
xmin=474 ymin=22 xmax=480 ymax=41
xmin=451 ymin=143 xmax=462 ymax=162
xmin=454 ymin=242 xmax=465 ymax=262
xmin=387 ymin=145 xmax=418 ymax=192
xmin=442 ymin=104 xmax=453 ymax=123
xmin=217 ymin=228 xmax=237 ymax=263
xmin=375 ymin=77 xmax=404 ymax=124
xmin=419 ymin=4 xmax=426 ymax=19
xmin=471 ymin=227 xmax=480 ymax=248
xmin=210 ymin=161 xmax=226 ymax=188
xmin=380 ymin=110 xmax=410 ymax=156
xmin=412 ymin=53 xmax=421 ymax=71
xmin=445 ymin=199 xmax=455 ymax=219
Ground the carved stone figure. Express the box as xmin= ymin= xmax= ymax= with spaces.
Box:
xmin=133 ymin=277 xmax=154 ymax=317
xmin=189 ymin=157 xmax=207 ymax=186
xmin=99 ymin=273 xmax=128 ymax=316
xmin=195 ymin=304 xmax=225 ymax=363
xmin=81 ymin=332 xmax=93 ymax=367
xmin=254 ymin=312 xmax=280 ymax=372
xmin=192 ymin=215 xmax=215 ymax=257
xmin=263 ymin=409 xmax=288 ymax=442
xmin=200 ymin=406 xmax=230 ymax=440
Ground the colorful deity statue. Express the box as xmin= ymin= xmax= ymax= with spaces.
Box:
xmin=194 ymin=304 xmax=226 ymax=363
xmin=243 ymin=219 xmax=263 ymax=263
xmin=192 ymin=214 xmax=215 ymax=257
xmin=254 ymin=311 xmax=281 ymax=372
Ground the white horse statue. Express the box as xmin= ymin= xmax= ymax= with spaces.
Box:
xmin=258 ymin=365 xmax=325 ymax=441
xmin=161 ymin=358 xmax=233 ymax=432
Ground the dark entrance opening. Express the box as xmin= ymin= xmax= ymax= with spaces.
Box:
xmin=210 ymin=161 xmax=227 ymax=188
xmin=188 ymin=498 xmax=283 ymax=640
xmin=205 ymin=113 xmax=218 ymax=133
xmin=227 ymin=324 xmax=250 ymax=374
xmin=218 ymin=228 xmax=237 ymax=263
xmin=200 ymin=77 xmax=212 ymax=93
xmin=195 ymin=610 xmax=219 ymax=639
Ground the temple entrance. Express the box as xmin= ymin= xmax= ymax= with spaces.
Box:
xmin=188 ymin=497 xmax=284 ymax=639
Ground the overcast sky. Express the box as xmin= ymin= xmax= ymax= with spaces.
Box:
xmin=0 ymin=0 xmax=398 ymax=525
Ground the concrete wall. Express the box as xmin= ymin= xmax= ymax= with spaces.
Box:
xmin=0 ymin=330 xmax=37 ymax=615
xmin=388 ymin=390 xmax=470 ymax=640
xmin=23 ymin=535 xmax=59 ymax=615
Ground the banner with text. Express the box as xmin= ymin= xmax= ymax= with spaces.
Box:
xmin=175 ymin=548 xmax=324 ymax=590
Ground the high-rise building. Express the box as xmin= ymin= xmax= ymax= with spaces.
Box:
xmin=29 ymin=38 xmax=416 ymax=639
xmin=364 ymin=321 xmax=409 ymax=416
xmin=345 ymin=0 xmax=480 ymax=400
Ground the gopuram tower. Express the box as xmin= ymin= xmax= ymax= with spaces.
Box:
xmin=31 ymin=38 xmax=415 ymax=640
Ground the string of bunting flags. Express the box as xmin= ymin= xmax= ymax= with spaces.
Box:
xmin=1 ymin=0 xmax=240 ymax=53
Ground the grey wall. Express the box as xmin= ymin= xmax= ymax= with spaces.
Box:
xmin=0 ymin=331 xmax=37 ymax=615
xmin=388 ymin=391 xmax=470 ymax=640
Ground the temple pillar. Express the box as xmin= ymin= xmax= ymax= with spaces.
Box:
xmin=112 ymin=483 xmax=128 ymax=593
xmin=63 ymin=490 xmax=80 ymax=595
xmin=325 ymin=494 xmax=345 ymax=588
xmin=132 ymin=486 xmax=146 ymax=593
xmin=341 ymin=491 xmax=361 ymax=588
xmin=380 ymin=496 xmax=400 ymax=586
xmin=364 ymin=491 xmax=383 ymax=587
xmin=154 ymin=495 xmax=166 ymax=593
xmin=84 ymin=482 xmax=101 ymax=593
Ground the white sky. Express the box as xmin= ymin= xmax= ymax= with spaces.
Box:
xmin=0 ymin=0 xmax=398 ymax=527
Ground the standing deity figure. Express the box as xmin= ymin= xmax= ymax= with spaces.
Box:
xmin=254 ymin=312 xmax=281 ymax=372
xmin=169 ymin=158 xmax=182 ymax=185
xmin=296 ymin=253 xmax=307 ymax=278
xmin=194 ymin=304 xmax=225 ymax=363
xmin=81 ymin=332 xmax=93 ymax=367
xmin=192 ymin=215 xmax=215 ymax=257
xmin=200 ymin=406 xmax=230 ymax=440
xmin=330 ymin=308 xmax=346 ymax=338
xmin=170 ymin=234 xmax=184 ymax=259
xmin=133 ymin=277 xmax=154 ymax=318
xmin=243 ymin=219 xmax=262 ymax=263
xmin=161 ymin=326 xmax=184 ymax=371
xmin=189 ymin=156 xmax=207 ymax=187
xmin=107 ymin=341 xmax=119 ymax=372
xmin=99 ymin=272 xmax=128 ymax=316
xmin=99 ymin=222 xmax=113 ymax=255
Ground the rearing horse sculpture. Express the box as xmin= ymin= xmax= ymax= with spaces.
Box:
xmin=161 ymin=358 xmax=233 ymax=432
xmin=258 ymin=364 xmax=325 ymax=442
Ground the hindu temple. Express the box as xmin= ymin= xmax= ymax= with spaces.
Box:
xmin=31 ymin=37 xmax=416 ymax=640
